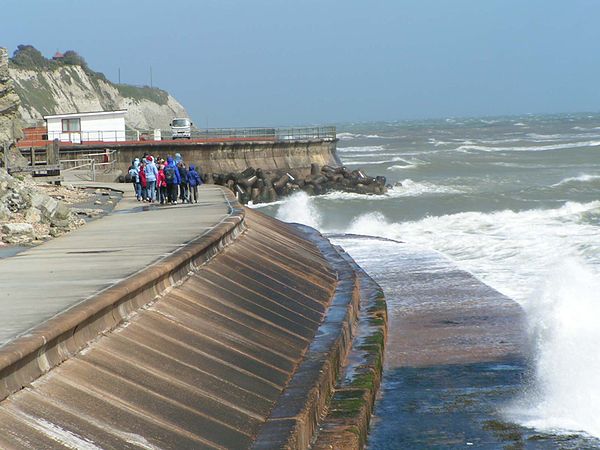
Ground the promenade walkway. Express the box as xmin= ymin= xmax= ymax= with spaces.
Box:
xmin=0 ymin=184 xmax=232 ymax=348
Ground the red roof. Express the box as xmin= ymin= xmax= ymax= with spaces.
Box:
xmin=52 ymin=51 xmax=64 ymax=59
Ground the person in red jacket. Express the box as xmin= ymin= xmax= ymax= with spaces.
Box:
xmin=157 ymin=164 xmax=168 ymax=204
xmin=138 ymin=161 xmax=147 ymax=201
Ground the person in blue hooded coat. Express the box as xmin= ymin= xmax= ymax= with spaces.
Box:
xmin=164 ymin=156 xmax=181 ymax=204
xmin=187 ymin=164 xmax=203 ymax=203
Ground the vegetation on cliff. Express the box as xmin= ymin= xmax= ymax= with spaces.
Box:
xmin=7 ymin=45 xmax=187 ymax=129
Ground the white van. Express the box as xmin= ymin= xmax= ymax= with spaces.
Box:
xmin=170 ymin=118 xmax=192 ymax=139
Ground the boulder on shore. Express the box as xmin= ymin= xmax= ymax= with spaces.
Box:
xmin=1 ymin=222 xmax=34 ymax=244
xmin=0 ymin=168 xmax=85 ymax=244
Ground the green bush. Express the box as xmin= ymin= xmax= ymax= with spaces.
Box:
xmin=10 ymin=45 xmax=55 ymax=69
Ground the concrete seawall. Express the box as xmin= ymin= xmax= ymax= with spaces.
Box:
xmin=59 ymin=138 xmax=340 ymax=177
xmin=0 ymin=188 xmax=385 ymax=449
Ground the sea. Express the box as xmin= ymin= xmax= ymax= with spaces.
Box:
xmin=253 ymin=113 xmax=600 ymax=448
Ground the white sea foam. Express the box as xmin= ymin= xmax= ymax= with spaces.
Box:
xmin=342 ymin=152 xmax=400 ymax=158
xmin=337 ymin=145 xmax=386 ymax=153
xmin=456 ymin=140 xmax=600 ymax=153
xmin=343 ymin=157 xmax=403 ymax=165
xmin=337 ymin=133 xmax=386 ymax=140
xmin=318 ymin=191 xmax=388 ymax=201
xmin=318 ymin=179 xmax=461 ymax=201
xmin=337 ymin=132 xmax=359 ymax=141
xmin=342 ymin=201 xmax=600 ymax=302
xmin=552 ymin=174 xmax=600 ymax=187
xmin=387 ymin=158 xmax=425 ymax=170
xmin=390 ymin=179 xmax=462 ymax=196
xmin=247 ymin=198 xmax=288 ymax=209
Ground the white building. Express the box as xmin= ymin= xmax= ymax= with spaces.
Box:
xmin=44 ymin=110 xmax=127 ymax=143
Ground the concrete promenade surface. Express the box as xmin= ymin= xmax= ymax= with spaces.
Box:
xmin=0 ymin=184 xmax=231 ymax=347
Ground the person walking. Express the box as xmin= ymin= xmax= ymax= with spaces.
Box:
xmin=164 ymin=156 xmax=181 ymax=204
xmin=157 ymin=164 xmax=167 ymax=204
xmin=144 ymin=155 xmax=158 ymax=202
xmin=187 ymin=164 xmax=202 ymax=203
xmin=132 ymin=158 xmax=142 ymax=200
xmin=178 ymin=162 xmax=189 ymax=203
xmin=128 ymin=161 xmax=140 ymax=200
xmin=138 ymin=160 xmax=147 ymax=201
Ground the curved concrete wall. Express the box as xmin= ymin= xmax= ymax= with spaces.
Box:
xmin=0 ymin=193 xmax=383 ymax=449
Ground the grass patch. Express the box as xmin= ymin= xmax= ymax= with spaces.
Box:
xmin=115 ymin=84 xmax=169 ymax=105
xmin=13 ymin=76 xmax=58 ymax=115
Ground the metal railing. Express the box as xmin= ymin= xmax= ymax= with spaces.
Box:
xmin=46 ymin=130 xmax=137 ymax=143
xmin=182 ymin=126 xmax=337 ymax=141
xmin=60 ymin=150 xmax=117 ymax=181
xmin=20 ymin=126 xmax=337 ymax=145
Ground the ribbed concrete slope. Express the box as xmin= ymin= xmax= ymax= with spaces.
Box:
xmin=0 ymin=211 xmax=337 ymax=449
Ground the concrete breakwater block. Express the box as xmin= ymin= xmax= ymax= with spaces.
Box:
xmin=207 ymin=165 xmax=389 ymax=205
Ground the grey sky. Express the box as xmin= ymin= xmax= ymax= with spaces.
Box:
xmin=3 ymin=0 xmax=600 ymax=126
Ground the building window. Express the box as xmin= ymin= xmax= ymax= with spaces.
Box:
xmin=62 ymin=118 xmax=81 ymax=132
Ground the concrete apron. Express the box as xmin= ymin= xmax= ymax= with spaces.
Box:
xmin=0 ymin=194 xmax=383 ymax=448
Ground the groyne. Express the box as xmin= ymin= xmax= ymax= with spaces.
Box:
xmin=0 ymin=186 xmax=385 ymax=449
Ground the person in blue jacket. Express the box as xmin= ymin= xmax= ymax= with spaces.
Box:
xmin=144 ymin=155 xmax=158 ymax=202
xmin=187 ymin=164 xmax=203 ymax=203
xmin=164 ymin=156 xmax=181 ymax=204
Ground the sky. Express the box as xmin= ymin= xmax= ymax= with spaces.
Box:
xmin=3 ymin=0 xmax=600 ymax=127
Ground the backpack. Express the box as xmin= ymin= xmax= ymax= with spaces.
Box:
xmin=164 ymin=165 xmax=176 ymax=183
xmin=128 ymin=167 xmax=138 ymax=182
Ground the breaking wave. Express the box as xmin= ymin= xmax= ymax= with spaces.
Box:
xmin=552 ymin=174 xmax=600 ymax=187
xmin=456 ymin=140 xmax=600 ymax=153
xmin=337 ymin=145 xmax=386 ymax=153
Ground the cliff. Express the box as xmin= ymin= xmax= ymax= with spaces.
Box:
xmin=7 ymin=45 xmax=188 ymax=130
xmin=0 ymin=48 xmax=23 ymax=149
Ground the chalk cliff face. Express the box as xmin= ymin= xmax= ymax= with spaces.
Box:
xmin=0 ymin=48 xmax=23 ymax=148
xmin=8 ymin=56 xmax=188 ymax=130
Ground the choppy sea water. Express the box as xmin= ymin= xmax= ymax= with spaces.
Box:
xmin=253 ymin=113 xmax=600 ymax=448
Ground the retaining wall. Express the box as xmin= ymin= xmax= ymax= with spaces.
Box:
xmin=58 ymin=139 xmax=340 ymax=178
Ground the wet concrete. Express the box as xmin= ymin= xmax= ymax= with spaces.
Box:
xmin=327 ymin=239 xmax=535 ymax=449
xmin=0 ymin=208 xmax=355 ymax=449
xmin=0 ymin=245 xmax=27 ymax=259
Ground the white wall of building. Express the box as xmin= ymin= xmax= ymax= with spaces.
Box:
xmin=45 ymin=111 xmax=127 ymax=143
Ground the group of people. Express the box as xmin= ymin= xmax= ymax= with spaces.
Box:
xmin=128 ymin=153 xmax=203 ymax=204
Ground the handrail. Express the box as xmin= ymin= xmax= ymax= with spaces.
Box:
xmin=20 ymin=126 xmax=337 ymax=145
xmin=60 ymin=149 xmax=117 ymax=181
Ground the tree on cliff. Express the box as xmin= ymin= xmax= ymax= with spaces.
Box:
xmin=61 ymin=50 xmax=87 ymax=67
xmin=10 ymin=45 xmax=53 ymax=69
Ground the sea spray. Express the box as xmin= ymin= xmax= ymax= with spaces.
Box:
xmin=275 ymin=191 xmax=322 ymax=229
xmin=507 ymin=259 xmax=600 ymax=437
